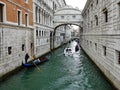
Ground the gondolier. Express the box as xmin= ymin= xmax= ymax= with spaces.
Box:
xmin=25 ymin=53 xmax=29 ymax=63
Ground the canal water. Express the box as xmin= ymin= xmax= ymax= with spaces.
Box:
xmin=0 ymin=43 xmax=115 ymax=90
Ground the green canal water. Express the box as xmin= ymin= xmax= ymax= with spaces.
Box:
xmin=0 ymin=45 xmax=116 ymax=90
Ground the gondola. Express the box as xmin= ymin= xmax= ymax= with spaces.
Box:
xmin=22 ymin=56 xmax=48 ymax=67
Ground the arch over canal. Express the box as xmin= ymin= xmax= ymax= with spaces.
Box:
xmin=52 ymin=5 xmax=83 ymax=49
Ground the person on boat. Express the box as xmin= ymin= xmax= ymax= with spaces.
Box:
xmin=66 ymin=48 xmax=69 ymax=52
xmin=25 ymin=53 xmax=29 ymax=63
xmin=75 ymin=45 xmax=79 ymax=52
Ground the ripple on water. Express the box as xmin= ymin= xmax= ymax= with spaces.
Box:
xmin=0 ymin=44 xmax=116 ymax=90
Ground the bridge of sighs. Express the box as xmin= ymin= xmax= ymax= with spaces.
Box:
xmin=52 ymin=5 xmax=83 ymax=49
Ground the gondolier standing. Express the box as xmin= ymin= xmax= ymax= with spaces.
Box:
xmin=25 ymin=53 xmax=29 ymax=63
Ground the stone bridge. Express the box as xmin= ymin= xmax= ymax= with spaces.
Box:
xmin=52 ymin=5 xmax=83 ymax=49
xmin=54 ymin=5 xmax=83 ymax=29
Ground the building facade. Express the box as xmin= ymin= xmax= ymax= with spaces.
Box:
xmin=0 ymin=0 xmax=74 ymax=78
xmin=33 ymin=0 xmax=53 ymax=57
xmin=81 ymin=0 xmax=120 ymax=89
xmin=33 ymin=0 xmax=67 ymax=57
xmin=0 ymin=0 xmax=33 ymax=77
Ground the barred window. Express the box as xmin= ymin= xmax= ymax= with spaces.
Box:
xmin=22 ymin=44 xmax=25 ymax=51
xmin=116 ymin=50 xmax=120 ymax=64
xmin=8 ymin=47 xmax=12 ymax=55
xmin=103 ymin=46 xmax=106 ymax=56
xmin=103 ymin=8 xmax=108 ymax=22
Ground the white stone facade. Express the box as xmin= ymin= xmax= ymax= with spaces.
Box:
xmin=33 ymin=0 xmax=67 ymax=56
xmin=33 ymin=0 xmax=54 ymax=57
xmin=81 ymin=0 xmax=120 ymax=89
xmin=0 ymin=24 xmax=33 ymax=77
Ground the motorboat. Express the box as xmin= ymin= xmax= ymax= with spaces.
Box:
xmin=64 ymin=48 xmax=73 ymax=56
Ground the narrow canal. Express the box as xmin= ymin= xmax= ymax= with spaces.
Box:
xmin=0 ymin=44 xmax=115 ymax=90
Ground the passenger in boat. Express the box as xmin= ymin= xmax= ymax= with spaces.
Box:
xmin=75 ymin=45 xmax=79 ymax=52
xmin=66 ymin=48 xmax=69 ymax=52
xmin=34 ymin=58 xmax=41 ymax=63
xmin=25 ymin=53 xmax=29 ymax=63
xmin=37 ymin=58 xmax=41 ymax=62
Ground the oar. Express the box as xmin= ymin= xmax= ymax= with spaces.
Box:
xmin=33 ymin=61 xmax=40 ymax=71
xmin=32 ymin=57 xmax=40 ymax=71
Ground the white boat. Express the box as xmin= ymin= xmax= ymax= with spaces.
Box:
xmin=64 ymin=41 xmax=80 ymax=56
xmin=64 ymin=48 xmax=73 ymax=56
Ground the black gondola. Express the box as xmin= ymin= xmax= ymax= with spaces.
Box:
xmin=22 ymin=56 xmax=48 ymax=67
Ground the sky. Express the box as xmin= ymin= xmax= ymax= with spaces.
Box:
xmin=65 ymin=0 xmax=87 ymax=29
xmin=65 ymin=0 xmax=87 ymax=10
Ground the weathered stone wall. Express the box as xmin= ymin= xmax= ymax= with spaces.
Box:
xmin=81 ymin=0 xmax=120 ymax=89
xmin=0 ymin=24 xmax=33 ymax=77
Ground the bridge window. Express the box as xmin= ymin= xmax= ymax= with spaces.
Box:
xmin=72 ymin=15 xmax=76 ymax=19
xmin=61 ymin=16 xmax=64 ymax=19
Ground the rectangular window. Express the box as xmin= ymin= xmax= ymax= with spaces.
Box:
xmin=91 ymin=21 xmax=93 ymax=28
xmin=103 ymin=46 xmax=106 ymax=56
xmin=18 ymin=11 xmax=21 ymax=25
xmin=25 ymin=14 xmax=28 ymax=26
xmin=22 ymin=44 xmax=25 ymax=51
xmin=61 ymin=16 xmax=64 ymax=19
xmin=95 ymin=43 xmax=97 ymax=51
xmin=42 ymin=31 xmax=44 ymax=36
xmin=116 ymin=50 xmax=120 ymax=64
xmin=72 ymin=15 xmax=76 ymax=19
xmin=8 ymin=47 xmax=12 ymax=55
xmin=96 ymin=0 xmax=98 ymax=5
xmin=39 ymin=31 xmax=41 ymax=36
xmin=90 ymin=41 xmax=92 ymax=47
xmin=35 ymin=7 xmax=38 ymax=23
xmin=91 ymin=4 xmax=93 ymax=10
xmin=103 ymin=8 xmax=108 ymax=22
xmin=36 ymin=30 xmax=38 ymax=37
xmin=95 ymin=15 xmax=98 ymax=26
xmin=0 ymin=3 xmax=4 ymax=22
xmin=118 ymin=2 xmax=120 ymax=17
